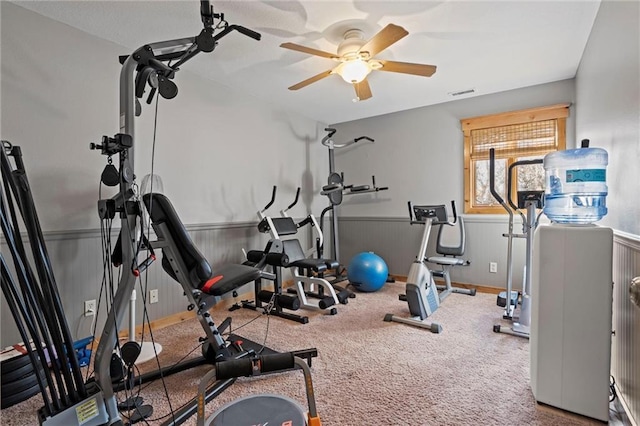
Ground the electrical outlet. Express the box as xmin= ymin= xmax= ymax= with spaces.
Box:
xmin=149 ymin=289 xmax=159 ymax=304
xmin=84 ymin=300 xmax=96 ymax=317
xmin=489 ymin=262 xmax=498 ymax=273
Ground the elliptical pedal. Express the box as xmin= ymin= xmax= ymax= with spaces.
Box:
xmin=496 ymin=290 xmax=519 ymax=308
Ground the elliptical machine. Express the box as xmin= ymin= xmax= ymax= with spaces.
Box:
xmin=489 ymin=148 xmax=544 ymax=338
xmin=384 ymin=201 xmax=473 ymax=333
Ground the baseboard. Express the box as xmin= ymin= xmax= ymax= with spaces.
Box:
xmin=120 ymin=289 xmax=257 ymax=341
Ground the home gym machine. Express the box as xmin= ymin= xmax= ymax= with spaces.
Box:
xmin=489 ymin=148 xmax=544 ymax=339
xmin=319 ymin=127 xmax=388 ymax=280
xmin=243 ymin=186 xmax=347 ymax=318
xmin=384 ymin=201 xmax=473 ymax=333
xmin=236 ymin=186 xmax=310 ymax=324
xmin=282 ymin=187 xmax=354 ymax=303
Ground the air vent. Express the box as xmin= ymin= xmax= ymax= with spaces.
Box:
xmin=449 ymin=88 xmax=475 ymax=97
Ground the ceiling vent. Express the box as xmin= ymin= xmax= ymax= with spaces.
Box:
xmin=449 ymin=88 xmax=475 ymax=97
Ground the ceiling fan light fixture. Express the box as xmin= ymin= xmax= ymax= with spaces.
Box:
xmin=337 ymin=59 xmax=372 ymax=84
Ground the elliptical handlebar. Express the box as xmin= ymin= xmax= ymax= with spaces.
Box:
xmin=490 ymin=148 xmax=544 ymax=222
xmin=489 ymin=148 xmax=507 ymax=209
xmin=506 ymin=158 xmax=544 ymax=214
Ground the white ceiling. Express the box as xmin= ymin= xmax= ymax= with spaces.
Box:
xmin=14 ymin=0 xmax=601 ymax=124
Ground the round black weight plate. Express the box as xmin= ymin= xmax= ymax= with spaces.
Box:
xmin=2 ymin=360 xmax=35 ymax=383
xmin=1 ymin=368 xmax=42 ymax=394
xmin=1 ymin=353 xmax=31 ymax=375
xmin=0 ymin=381 xmax=40 ymax=409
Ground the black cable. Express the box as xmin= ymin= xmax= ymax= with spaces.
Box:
xmin=133 ymin=86 xmax=177 ymax=424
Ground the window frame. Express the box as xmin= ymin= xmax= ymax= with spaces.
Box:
xmin=461 ymin=104 xmax=569 ymax=214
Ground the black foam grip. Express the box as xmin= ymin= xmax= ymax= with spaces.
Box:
xmin=259 ymin=353 xmax=295 ymax=374
xmin=214 ymin=353 xmax=295 ymax=380
xmin=265 ymin=252 xmax=289 ymax=267
xmin=276 ymin=294 xmax=300 ymax=310
xmin=257 ymin=290 xmax=274 ymax=304
xmin=246 ymin=250 xmax=264 ymax=263
xmin=318 ymin=295 xmax=336 ymax=309
xmin=233 ymin=25 xmax=262 ymax=41
xmin=215 ymin=358 xmax=254 ymax=381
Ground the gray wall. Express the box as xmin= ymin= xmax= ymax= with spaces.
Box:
xmin=330 ymin=79 xmax=575 ymax=286
xmin=573 ymin=0 xmax=640 ymax=423
xmin=0 ymin=3 xmax=322 ymax=346
xmin=1 ymin=2 xmax=328 ymax=232
xmin=575 ymin=0 xmax=640 ymax=236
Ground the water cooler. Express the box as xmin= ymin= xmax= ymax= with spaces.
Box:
xmin=530 ymin=143 xmax=613 ymax=421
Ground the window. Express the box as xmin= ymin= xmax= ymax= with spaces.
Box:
xmin=461 ymin=104 xmax=569 ymax=214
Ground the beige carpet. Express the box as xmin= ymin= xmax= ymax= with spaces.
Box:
xmin=1 ymin=280 xmax=606 ymax=425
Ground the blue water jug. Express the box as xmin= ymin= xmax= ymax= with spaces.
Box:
xmin=543 ymin=146 xmax=608 ymax=224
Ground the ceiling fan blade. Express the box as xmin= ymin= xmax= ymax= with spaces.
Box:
xmin=377 ymin=60 xmax=437 ymax=77
xmin=354 ymin=79 xmax=372 ymax=101
xmin=288 ymin=70 xmax=334 ymax=90
xmin=280 ymin=42 xmax=338 ymax=59
xmin=358 ymin=24 xmax=409 ymax=58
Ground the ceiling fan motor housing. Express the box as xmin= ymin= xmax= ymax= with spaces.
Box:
xmin=338 ymin=29 xmax=366 ymax=59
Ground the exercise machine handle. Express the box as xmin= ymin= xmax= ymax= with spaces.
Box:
xmin=355 ymin=136 xmax=375 ymax=143
xmin=215 ymin=352 xmax=295 ymax=380
xmin=322 ymin=127 xmax=373 ymax=149
xmin=408 ymin=201 xmax=416 ymax=223
xmin=285 ymin=187 xmax=301 ymax=211
xmin=227 ymin=25 xmax=262 ymax=41
xmin=506 ymin=158 xmax=544 ymax=213
xmin=213 ymin=24 xmax=262 ymax=42
xmin=260 ymin=186 xmax=277 ymax=216
xmin=132 ymin=253 xmax=156 ymax=277
xmin=449 ymin=200 xmax=458 ymax=225
xmin=489 ymin=148 xmax=505 ymax=207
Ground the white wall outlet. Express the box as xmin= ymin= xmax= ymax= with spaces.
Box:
xmin=489 ymin=262 xmax=498 ymax=273
xmin=84 ymin=300 xmax=96 ymax=317
xmin=149 ymin=289 xmax=159 ymax=304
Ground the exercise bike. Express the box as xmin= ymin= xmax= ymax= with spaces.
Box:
xmin=384 ymin=201 xmax=474 ymax=333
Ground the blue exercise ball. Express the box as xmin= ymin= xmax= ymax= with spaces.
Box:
xmin=347 ymin=252 xmax=389 ymax=292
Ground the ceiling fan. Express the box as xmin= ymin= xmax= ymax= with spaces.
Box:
xmin=280 ymin=23 xmax=437 ymax=101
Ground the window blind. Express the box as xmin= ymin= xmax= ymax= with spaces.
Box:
xmin=470 ymin=119 xmax=558 ymax=160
